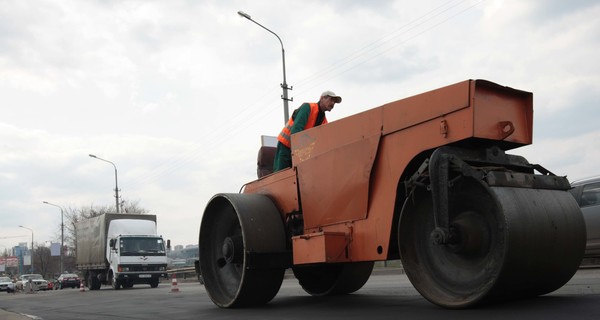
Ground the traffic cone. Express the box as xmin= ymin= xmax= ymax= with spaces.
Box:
xmin=170 ymin=274 xmax=179 ymax=293
xmin=80 ymin=281 xmax=86 ymax=292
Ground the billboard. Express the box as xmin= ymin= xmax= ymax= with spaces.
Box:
xmin=51 ymin=242 xmax=61 ymax=256
xmin=0 ymin=256 xmax=19 ymax=267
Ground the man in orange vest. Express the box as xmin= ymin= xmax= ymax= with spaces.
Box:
xmin=273 ymin=90 xmax=342 ymax=172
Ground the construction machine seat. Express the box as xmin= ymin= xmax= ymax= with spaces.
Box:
xmin=257 ymin=146 xmax=277 ymax=178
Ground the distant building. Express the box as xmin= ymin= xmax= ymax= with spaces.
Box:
xmin=167 ymin=244 xmax=198 ymax=268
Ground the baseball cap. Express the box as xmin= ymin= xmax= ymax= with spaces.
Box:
xmin=321 ymin=90 xmax=342 ymax=103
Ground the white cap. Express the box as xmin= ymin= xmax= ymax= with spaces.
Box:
xmin=321 ymin=90 xmax=342 ymax=103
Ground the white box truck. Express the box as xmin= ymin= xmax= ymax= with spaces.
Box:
xmin=75 ymin=213 xmax=169 ymax=290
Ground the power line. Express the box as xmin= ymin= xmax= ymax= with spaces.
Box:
xmin=126 ymin=85 xmax=282 ymax=190
xmin=126 ymin=1 xmax=486 ymax=188
xmin=295 ymin=0 xmax=485 ymax=96
xmin=294 ymin=0 xmax=469 ymax=88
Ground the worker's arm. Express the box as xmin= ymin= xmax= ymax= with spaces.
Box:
xmin=290 ymin=103 xmax=311 ymax=135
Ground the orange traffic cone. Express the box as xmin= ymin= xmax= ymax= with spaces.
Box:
xmin=170 ymin=274 xmax=179 ymax=293
xmin=80 ymin=281 xmax=86 ymax=292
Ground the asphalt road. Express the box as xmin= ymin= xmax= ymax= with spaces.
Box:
xmin=1 ymin=268 xmax=599 ymax=320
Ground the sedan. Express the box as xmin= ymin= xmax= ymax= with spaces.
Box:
xmin=16 ymin=274 xmax=49 ymax=291
xmin=569 ymin=176 xmax=600 ymax=257
xmin=0 ymin=276 xmax=15 ymax=293
xmin=54 ymin=273 xmax=81 ymax=289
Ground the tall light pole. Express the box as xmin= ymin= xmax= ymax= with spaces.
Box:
xmin=89 ymin=154 xmax=120 ymax=213
xmin=238 ymin=10 xmax=291 ymax=124
xmin=43 ymin=201 xmax=64 ymax=274
xmin=18 ymin=225 xmax=34 ymax=273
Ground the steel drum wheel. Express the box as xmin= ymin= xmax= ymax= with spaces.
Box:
xmin=199 ymin=193 xmax=286 ymax=308
xmin=292 ymin=261 xmax=374 ymax=296
xmin=399 ymin=177 xmax=586 ymax=308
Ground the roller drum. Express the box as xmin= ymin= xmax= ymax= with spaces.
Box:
xmin=399 ymin=178 xmax=586 ymax=308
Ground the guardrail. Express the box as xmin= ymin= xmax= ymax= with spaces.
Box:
xmin=166 ymin=267 xmax=199 ymax=281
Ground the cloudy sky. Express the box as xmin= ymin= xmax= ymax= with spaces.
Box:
xmin=1 ymin=0 xmax=599 ymax=251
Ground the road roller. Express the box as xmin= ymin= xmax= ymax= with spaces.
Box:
xmin=199 ymin=79 xmax=586 ymax=308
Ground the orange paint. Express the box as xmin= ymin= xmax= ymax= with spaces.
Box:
xmin=243 ymin=79 xmax=533 ymax=265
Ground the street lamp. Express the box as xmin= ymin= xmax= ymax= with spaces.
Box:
xmin=43 ymin=201 xmax=64 ymax=274
xmin=18 ymin=225 xmax=34 ymax=273
xmin=89 ymin=154 xmax=120 ymax=213
xmin=238 ymin=10 xmax=292 ymax=124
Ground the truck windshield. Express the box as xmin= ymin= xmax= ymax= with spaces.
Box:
xmin=119 ymin=237 xmax=166 ymax=256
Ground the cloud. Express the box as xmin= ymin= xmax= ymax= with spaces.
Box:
xmin=1 ymin=0 xmax=599 ymax=250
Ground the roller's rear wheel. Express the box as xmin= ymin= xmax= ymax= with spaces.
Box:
xmin=292 ymin=261 xmax=374 ymax=296
xmin=200 ymin=193 xmax=286 ymax=308
xmin=399 ymin=178 xmax=586 ymax=308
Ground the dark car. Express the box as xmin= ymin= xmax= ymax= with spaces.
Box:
xmin=569 ymin=176 xmax=600 ymax=257
xmin=54 ymin=273 xmax=81 ymax=289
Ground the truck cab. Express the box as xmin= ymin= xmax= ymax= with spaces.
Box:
xmin=76 ymin=213 xmax=169 ymax=290
xmin=108 ymin=235 xmax=168 ymax=289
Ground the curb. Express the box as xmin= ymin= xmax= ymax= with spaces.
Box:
xmin=0 ymin=309 xmax=32 ymax=320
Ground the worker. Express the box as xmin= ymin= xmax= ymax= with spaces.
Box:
xmin=273 ymin=90 xmax=342 ymax=172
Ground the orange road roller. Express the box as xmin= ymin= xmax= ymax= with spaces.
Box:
xmin=199 ymin=79 xmax=586 ymax=308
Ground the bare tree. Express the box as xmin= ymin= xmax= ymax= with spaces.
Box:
xmin=57 ymin=199 xmax=149 ymax=272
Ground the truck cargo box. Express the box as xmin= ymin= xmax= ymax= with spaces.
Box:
xmin=75 ymin=213 xmax=157 ymax=268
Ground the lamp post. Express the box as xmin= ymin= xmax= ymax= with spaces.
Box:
xmin=43 ymin=201 xmax=64 ymax=274
xmin=18 ymin=225 xmax=34 ymax=273
xmin=238 ymin=10 xmax=291 ymax=124
xmin=89 ymin=154 xmax=120 ymax=213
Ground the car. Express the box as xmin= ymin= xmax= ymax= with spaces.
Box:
xmin=15 ymin=274 xmax=50 ymax=291
xmin=0 ymin=276 xmax=15 ymax=293
xmin=54 ymin=273 xmax=81 ymax=289
xmin=569 ymin=176 xmax=600 ymax=257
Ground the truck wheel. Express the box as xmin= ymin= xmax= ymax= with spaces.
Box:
xmin=200 ymin=193 xmax=286 ymax=308
xmin=92 ymin=277 xmax=101 ymax=290
xmin=86 ymin=272 xmax=101 ymax=290
xmin=111 ymin=274 xmax=120 ymax=290
xmin=292 ymin=261 xmax=374 ymax=296
xmin=399 ymin=177 xmax=586 ymax=308
xmin=150 ymin=279 xmax=159 ymax=288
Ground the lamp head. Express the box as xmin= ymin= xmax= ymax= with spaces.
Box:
xmin=237 ymin=11 xmax=251 ymax=19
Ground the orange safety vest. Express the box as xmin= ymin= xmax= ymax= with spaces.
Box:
xmin=277 ymin=103 xmax=327 ymax=148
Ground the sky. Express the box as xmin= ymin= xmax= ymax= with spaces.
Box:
xmin=1 ymin=0 xmax=599 ymax=251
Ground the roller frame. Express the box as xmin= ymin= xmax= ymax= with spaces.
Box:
xmin=413 ymin=146 xmax=571 ymax=246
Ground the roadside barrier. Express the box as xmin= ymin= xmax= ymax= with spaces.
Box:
xmin=170 ymin=274 xmax=180 ymax=293
xmin=25 ymin=281 xmax=37 ymax=294
xmin=80 ymin=281 xmax=86 ymax=292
